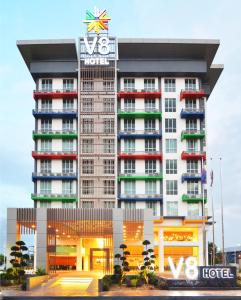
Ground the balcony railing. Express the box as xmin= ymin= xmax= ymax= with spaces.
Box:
xmin=181 ymin=151 xmax=206 ymax=160
xmin=180 ymin=108 xmax=205 ymax=119
xmin=181 ymin=172 xmax=201 ymax=182
xmin=118 ymin=109 xmax=162 ymax=119
xmin=32 ymin=109 xmax=77 ymax=118
xmin=118 ymin=151 xmax=162 ymax=160
xmin=118 ymin=130 xmax=162 ymax=139
xmin=118 ymin=172 xmax=163 ymax=181
xmin=32 ymin=151 xmax=77 ymax=160
xmin=181 ymin=130 xmax=205 ymax=141
xmin=118 ymin=89 xmax=161 ymax=99
xmin=119 ymin=194 xmax=163 ymax=200
xmin=32 ymin=172 xmax=77 ymax=181
xmin=182 ymin=193 xmax=207 ymax=203
xmin=33 ymin=89 xmax=77 ymax=100
xmin=180 ymin=89 xmax=206 ymax=100
xmin=31 ymin=193 xmax=77 ymax=202
xmin=32 ymin=130 xmax=78 ymax=140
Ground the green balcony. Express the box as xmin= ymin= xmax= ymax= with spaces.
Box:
xmin=33 ymin=130 xmax=78 ymax=140
xmin=31 ymin=193 xmax=77 ymax=202
xmin=182 ymin=194 xmax=207 ymax=203
xmin=118 ymin=110 xmax=162 ymax=119
xmin=118 ymin=173 xmax=163 ymax=181
xmin=181 ymin=130 xmax=205 ymax=141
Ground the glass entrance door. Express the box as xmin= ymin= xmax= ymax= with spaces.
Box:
xmin=90 ymin=248 xmax=110 ymax=272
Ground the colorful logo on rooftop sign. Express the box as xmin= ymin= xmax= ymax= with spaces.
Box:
xmin=83 ymin=7 xmax=111 ymax=34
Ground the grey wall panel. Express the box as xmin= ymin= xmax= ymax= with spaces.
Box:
xmin=117 ymin=60 xmax=207 ymax=74
xmin=30 ymin=61 xmax=78 ymax=74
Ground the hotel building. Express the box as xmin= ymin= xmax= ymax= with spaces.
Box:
xmin=6 ymin=34 xmax=223 ymax=273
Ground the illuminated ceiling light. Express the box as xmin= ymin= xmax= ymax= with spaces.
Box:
xmin=123 ymin=225 xmax=126 ymax=228
xmin=67 ymin=235 xmax=71 ymax=238
xmin=138 ymin=225 xmax=142 ymax=229
xmin=48 ymin=225 xmax=51 ymax=228
xmin=56 ymin=229 xmax=59 ymax=232
xmin=31 ymin=224 xmax=36 ymax=228
xmin=63 ymin=232 xmax=65 ymax=235
xmin=56 ymin=235 xmax=59 ymax=238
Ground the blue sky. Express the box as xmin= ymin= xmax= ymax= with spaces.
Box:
xmin=0 ymin=0 xmax=241 ymax=252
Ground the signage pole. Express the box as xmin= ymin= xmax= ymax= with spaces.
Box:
xmin=219 ymin=157 xmax=226 ymax=265
xmin=201 ymin=157 xmax=206 ymax=266
xmin=210 ymin=182 xmax=215 ymax=265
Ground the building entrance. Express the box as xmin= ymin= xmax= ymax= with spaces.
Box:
xmin=90 ymin=248 xmax=110 ymax=272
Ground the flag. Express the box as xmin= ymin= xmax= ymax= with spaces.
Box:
xmin=201 ymin=167 xmax=207 ymax=184
xmin=210 ymin=170 xmax=214 ymax=187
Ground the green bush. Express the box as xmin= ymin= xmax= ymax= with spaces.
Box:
xmin=102 ymin=275 xmax=112 ymax=291
xmin=148 ymin=272 xmax=158 ymax=286
xmin=35 ymin=268 xmax=47 ymax=276
xmin=130 ymin=278 xmax=138 ymax=287
xmin=158 ymin=278 xmax=168 ymax=290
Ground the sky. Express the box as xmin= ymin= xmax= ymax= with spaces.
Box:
xmin=0 ymin=0 xmax=241 ymax=253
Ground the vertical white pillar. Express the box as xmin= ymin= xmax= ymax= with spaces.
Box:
xmin=35 ymin=208 xmax=47 ymax=271
xmin=76 ymin=238 xmax=82 ymax=271
xmin=113 ymin=209 xmax=123 ymax=265
xmin=159 ymin=227 xmax=164 ymax=273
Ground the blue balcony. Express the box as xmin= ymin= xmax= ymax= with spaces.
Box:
xmin=32 ymin=172 xmax=77 ymax=181
xmin=32 ymin=109 xmax=77 ymax=118
xmin=181 ymin=173 xmax=201 ymax=183
xmin=180 ymin=108 xmax=205 ymax=119
xmin=118 ymin=130 xmax=162 ymax=139
xmin=118 ymin=194 xmax=163 ymax=202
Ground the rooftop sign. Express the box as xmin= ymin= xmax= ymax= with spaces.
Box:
xmin=83 ymin=7 xmax=111 ymax=34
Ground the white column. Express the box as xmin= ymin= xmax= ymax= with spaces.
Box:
xmin=159 ymin=227 xmax=164 ymax=273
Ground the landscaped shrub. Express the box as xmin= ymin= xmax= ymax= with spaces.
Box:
xmin=35 ymin=268 xmax=47 ymax=276
xmin=102 ymin=275 xmax=112 ymax=291
xmin=130 ymin=278 xmax=138 ymax=287
xmin=158 ymin=278 xmax=168 ymax=290
xmin=147 ymin=272 xmax=158 ymax=286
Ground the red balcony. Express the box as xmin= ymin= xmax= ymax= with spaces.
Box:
xmin=33 ymin=89 xmax=77 ymax=100
xmin=118 ymin=90 xmax=161 ymax=99
xmin=118 ymin=152 xmax=162 ymax=160
xmin=32 ymin=151 xmax=77 ymax=160
xmin=180 ymin=89 xmax=205 ymax=100
xmin=181 ymin=151 xmax=206 ymax=160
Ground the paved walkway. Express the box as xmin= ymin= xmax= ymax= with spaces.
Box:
xmin=1 ymin=271 xmax=103 ymax=297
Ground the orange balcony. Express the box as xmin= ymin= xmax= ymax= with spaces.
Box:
xmin=32 ymin=151 xmax=77 ymax=160
xmin=180 ymin=89 xmax=205 ymax=100
xmin=33 ymin=89 xmax=77 ymax=100
xmin=118 ymin=89 xmax=161 ymax=99
xmin=181 ymin=151 xmax=206 ymax=160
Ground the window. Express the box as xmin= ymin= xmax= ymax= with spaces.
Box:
xmin=145 ymin=160 xmax=157 ymax=174
xmin=123 ymin=78 xmax=135 ymax=91
xmin=82 ymin=139 xmax=94 ymax=153
xmin=187 ymin=180 xmax=199 ymax=195
xmin=41 ymin=140 xmax=52 ymax=152
xmin=144 ymin=78 xmax=155 ymax=91
xmin=124 ymin=139 xmax=135 ymax=153
xmin=145 ymin=139 xmax=156 ymax=153
xmin=83 ymin=81 xmax=93 ymax=91
xmin=166 ymin=201 xmax=178 ymax=216
xmin=41 ymin=99 xmax=52 ymax=111
xmin=40 ymin=180 xmax=51 ymax=194
xmin=82 ymin=159 xmax=94 ymax=174
xmin=82 ymin=180 xmax=94 ymax=195
xmin=63 ymin=99 xmax=74 ymax=110
xmin=166 ymin=180 xmax=178 ymax=195
xmin=124 ymin=201 xmax=136 ymax=209
xmin=103 ymin=81 xmax=114 ymax=91
xmin=164 ymin=79 xmax=176 ymax=92
xmin=40 ymin=201 xmax=51 ymax=208
xmin=63 ymin=119 xmax=73 ymax=131
xmin=124 ymin=119 xmax=135 ymax=132
xmin=104 ymin=159 xmax=115 ymax=174
xmin=62 ymin=140 xmax=73 ymax=152
xmin=82 ymin=119 xmax=94 ymax=133
xmin=144 ymin=119 xmax=156 ymax=132
xmin=185 ymin=78 xmax=196 ymax=91
xmin=145 ymin=99 xmax=156 ymax=112
xmin=145 ymin=181 xmax=156 ymax=195
xmin=165 ymin=98 xmax=176 ymax=112
xmin=124 ymin=160 xmax=135 ymax=174
xmin=40 ymin=160 xmax=51 ymax=173
xmin=41 ymin=79 xmax=52 ymax=91
xmin=82 ymin=201 xmax=94 ymax=208
xmin=166 ymin=159 xmax=177 ymax=174
xmin=187 ymin=203 xmax=199 ymax=218
xmin=124 ymin=181 xmax=136 ymax=195
xmin=186 ymin=119 xmax=197 ymax=131
xmin=82 ymin=98 xmax=93 ymax=112
xmin=104 ymin=201 xmax=115 ymax=208
xmin=103 ymin=139 xmax=114 ymax=153
xmin=124 ymin=99 xmax=135 ymax=112
xmin=62 ymin=160 xmax=73 ymax=173
xmin=41 ymin=119 xmax=52 ymax=132
xmin=187 ymin=160 xmax=198 ymax=173
xmin=62 ymin=202 xmax=74 ymax=208
xmin=63 ymin=79 xmax=74 ymax=91
xmin=104 ymin=180 xmax=115 ymax=195
xmin=187 ymin=140 xmax=198 ymax=153
xmin=103 ymin=118 xmax=114 ymax=134
xmin=103 ymin=98 xmax=115 ymax=112
xmin=62 ymin=181 xmax=72 ymax=194
xmin=165 ymin=118 xmax=176 ymax=133
xmin=185 ymin=99 xmax=197 ymax=110
xmin=165 ymin=139 xmax=177 ymax=153
xmin=146 ymin=201 xmax=157 ymax=216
